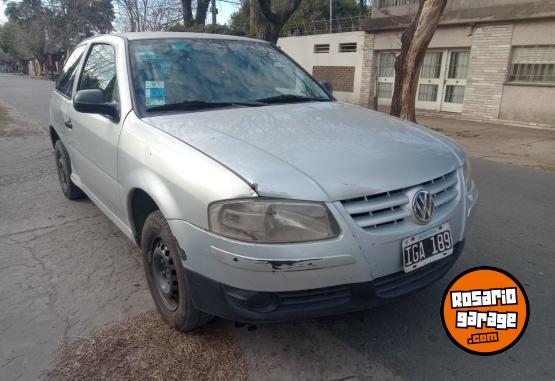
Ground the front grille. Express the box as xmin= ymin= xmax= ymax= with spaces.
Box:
xmin=341 ymin=170 xmax=459 ymax=232
xmin=373 ymin=242 xmax=462 ymax=298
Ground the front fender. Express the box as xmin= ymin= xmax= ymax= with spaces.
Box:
xmin=118 ymin=112 xmax=257 ymax=229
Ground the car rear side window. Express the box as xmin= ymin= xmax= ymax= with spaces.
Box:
xmin=78 ymin=44 xmax=118 ymax=102
xmin=55 ymin=45 xmax=87 ymax=98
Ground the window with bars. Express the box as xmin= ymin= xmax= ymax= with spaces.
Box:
xmin=314 ymin=44 xmax=330 ymax=53
xmin=507 ymin=46 xmax=555 ymax=84
xmin=339 ymin=43 xmax=357 ymax=53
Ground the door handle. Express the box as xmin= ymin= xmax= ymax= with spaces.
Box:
xmin=64 ymin=120 xmax=73 ymax=129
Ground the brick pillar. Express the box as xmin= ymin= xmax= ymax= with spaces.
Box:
xmin=462 ymin=24 xmax=514 ymax=121
xmin=359 ymin=33 xmax=376 ymax=108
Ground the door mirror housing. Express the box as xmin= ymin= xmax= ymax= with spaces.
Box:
xmin=319 ymin=80 xmax=333 ymax=94
xmin=73 ymin=89 xmax=120 ymax=122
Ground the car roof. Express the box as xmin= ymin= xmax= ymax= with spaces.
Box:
xmin=108 ymin=32 xmax=267 ymax=44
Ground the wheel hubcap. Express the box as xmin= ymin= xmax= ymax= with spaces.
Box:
xmin=151 ymin=238 xmax=179 ymax=311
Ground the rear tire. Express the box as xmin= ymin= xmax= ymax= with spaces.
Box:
xmin=141 ymin=211 xmax=211 ymax=331
xmin=54 ymin=140 xmax=85 ymax=200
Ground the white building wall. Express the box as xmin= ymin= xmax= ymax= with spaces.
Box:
xmin=277 ymin=32 xmax=366 ymax=104
xmin=462 ymin=24 xmax=514 ymax=121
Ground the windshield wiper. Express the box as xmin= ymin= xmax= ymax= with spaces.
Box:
xmin=253 ymin=94 xmax=329 ymax=104
xmin=147 ymin=100 xmax=265 ymax=112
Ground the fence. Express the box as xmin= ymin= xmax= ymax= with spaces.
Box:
xmin=279 ymin=15 xmax=371 ymax=37
xmin=378 ymin=0 xmax=420 ymax=8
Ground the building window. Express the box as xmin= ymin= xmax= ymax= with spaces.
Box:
xmin=418 ymin=84 xmax=438 ymax=102
xmin=377 ymin=52 xmax=397 ymax=100
xmin=420 ymin=51 xmax=442 ymax=79
xmin=507 ymin=46 xmax=555 ymax=84
xmin=339 ymin=43 xmax=357 ymax=53
xmin=377 ymin=52 xmax=396 ymax=78
xmin=377 ymin=82 xmax=393 ymax=98
xmin=444 ymin=85 xmax=465 ymax=104
xmin=448 ymin=51 xmax=469 ymax=79
xmin=314 ymin=44 xmax=330 ymax=53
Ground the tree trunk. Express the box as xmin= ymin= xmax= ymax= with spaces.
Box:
xmin=250 ymin=0 xmax=302 ymax=44
xmin=194 ymin=0 xmax=211 ymax=25
xmin=181 ymin=0 xmax=193 ymax=25
xmin=390 ymin=0 xmax=447 ymax=122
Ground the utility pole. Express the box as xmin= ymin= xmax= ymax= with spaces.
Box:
xmin=211 ymin=0 xmax=218 ymax=28
xmin=329 ymin=0 xmax=333 ymax=33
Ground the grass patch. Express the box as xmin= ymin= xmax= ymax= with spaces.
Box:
xmin=47 ymin=311 xmax=247 ymax=381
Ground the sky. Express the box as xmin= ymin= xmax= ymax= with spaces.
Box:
xmin=0 ymin=2 xmax=7 ymax=25
xmin=0 ymin=1 xmax=238 ymax=26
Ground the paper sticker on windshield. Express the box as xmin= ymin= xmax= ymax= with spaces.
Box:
xmin=170 ymin=42 xmax=190 ymax=52
xmin=136 ymin=50 xmax=156 ymax=61
xmin=145 ymin=81 xmax=165 ymax=107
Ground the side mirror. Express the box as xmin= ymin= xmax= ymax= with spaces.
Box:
xmin=73 ymin=89 xmax=120 ymax=122
xmin=319 ymin=80 xmax=333 ymax=94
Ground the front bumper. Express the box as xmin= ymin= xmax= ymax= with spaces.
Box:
xmin=184 ymin=241 xmax=464 ymax=323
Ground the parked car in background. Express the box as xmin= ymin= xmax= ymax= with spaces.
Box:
xmin=49 ymin=32 xmax=478 ymax=331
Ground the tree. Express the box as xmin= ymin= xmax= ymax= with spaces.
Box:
xmin=230 ymin=0 xmax=367 ymax=39
xmin=48 ymin=0 xmax=114 ymax=52
xmin=114 ymin=0 xmax=181 ymax=32
xmin=4 ymin=0 xmax=56 ymax=64
xmin=390 ymin=0 xmax=447 ymax=122
xmin=250 ymin=0 xmax=303 ymax=43
xmin=3 ymin=0 xmax=115 ymax=70
xmin=182 ymin=0 xmax=210 ymax=26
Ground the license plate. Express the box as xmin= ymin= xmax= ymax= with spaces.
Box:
xmin=402 ymin=223 xmax=453 ymax=273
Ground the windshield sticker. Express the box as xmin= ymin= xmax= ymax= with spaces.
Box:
xmin=145 ymin=81 xmax=165 ymax=107
xmin=136 ymin=50 xmax=156 ymax=61
xmin=170 ymin=42 xmax=190 ymax=52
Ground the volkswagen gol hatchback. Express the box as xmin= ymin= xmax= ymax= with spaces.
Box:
xmin=49 ymin=32 xmax=478 ymax=330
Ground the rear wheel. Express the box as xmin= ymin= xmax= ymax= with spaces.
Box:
xmin=54 ymin=140 xmax=85 ymax=200
xmin=141 ymin=211 xmax=211 ymax=331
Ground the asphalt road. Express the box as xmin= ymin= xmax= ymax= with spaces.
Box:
xmin=0 ymin=75 xmax=554 ymax=380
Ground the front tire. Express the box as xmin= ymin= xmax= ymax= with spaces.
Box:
xmin=54 ymin=140 xmax=85 ymax=200
xmin=141 ymin=211 xmax=211 ymax=331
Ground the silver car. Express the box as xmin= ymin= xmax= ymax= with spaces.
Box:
xmin=49 ymin=32 xmax=478 ymax=330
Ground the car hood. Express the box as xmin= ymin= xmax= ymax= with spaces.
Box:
xmin=143 ymin=102 xmax=464 ymax=201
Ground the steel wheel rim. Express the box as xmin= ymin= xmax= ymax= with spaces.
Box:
xmin=56 ymin=151 xmax=68 ymax=191
xmin=150 ymin=238 xmax=179 ymax=311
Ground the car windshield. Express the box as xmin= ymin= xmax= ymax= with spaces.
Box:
xmin=129 ymin=38 xmax=331 ymax=114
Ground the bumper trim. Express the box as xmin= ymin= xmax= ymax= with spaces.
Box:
xmin=210 ymin=246 xmax=356 ymax=272
xmin=187 ymin=241 xmax=464 ymax=324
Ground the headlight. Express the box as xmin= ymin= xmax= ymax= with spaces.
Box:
xmin=208 ymin=199 xmax=340 ymax=243
xmin=463 ymin=158 xmax=473 ymax=190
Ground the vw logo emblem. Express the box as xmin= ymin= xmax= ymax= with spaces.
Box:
xmin=412 ymin=190 xmax=434 ymax=224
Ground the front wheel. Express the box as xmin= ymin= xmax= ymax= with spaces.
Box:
xmin=141 ymin=211 xmax=211 ymax=331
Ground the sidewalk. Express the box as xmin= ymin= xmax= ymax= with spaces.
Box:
xmin=418 ymin=116 xmax=555 ymax=171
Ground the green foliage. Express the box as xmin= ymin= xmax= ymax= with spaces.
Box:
xmin=1 ymin=21 xmax=35 ymax=61
xmin=2 ymin=0 xmax=115 ymax=63
xmin=230 ymin=0 xmax=368 ymax=32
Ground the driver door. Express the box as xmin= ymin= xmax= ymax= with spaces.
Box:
xmin=69 ymin=43 xmax=125 ymax=219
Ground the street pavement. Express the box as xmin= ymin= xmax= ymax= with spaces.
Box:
xmin=0 ymin=74 xmax=554 ymax=380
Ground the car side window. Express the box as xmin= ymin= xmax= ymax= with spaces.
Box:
xmin=55 ymin=45 xmax=87 ymax=98
xmin=78 ymin=44 xmax=118 ymax=102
